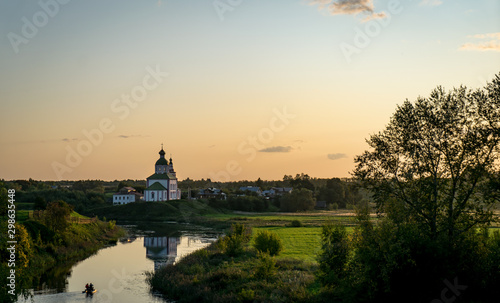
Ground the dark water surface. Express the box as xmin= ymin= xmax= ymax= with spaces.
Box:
xmin=17 ymin=223 xmax=221 ymax=303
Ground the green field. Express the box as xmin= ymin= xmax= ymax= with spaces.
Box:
xmin=251 ymin=226 xmax=322 ymax=263
xmin=206 ymin=212 xmax=358 ymax=227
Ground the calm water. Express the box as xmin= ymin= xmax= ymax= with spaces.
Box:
xmin=17 ymin=224 xmax=221 ymax=303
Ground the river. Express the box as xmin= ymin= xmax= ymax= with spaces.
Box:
xmin=17 ymin=223 xmax=221 ymax=303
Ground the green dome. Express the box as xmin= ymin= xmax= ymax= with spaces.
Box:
xmin=156 ymin=158 xmax=169 ymax=166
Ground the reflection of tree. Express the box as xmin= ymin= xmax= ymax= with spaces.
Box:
xmin=144 ymin=237 xmax=180 ymax=271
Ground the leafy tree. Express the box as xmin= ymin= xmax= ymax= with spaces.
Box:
xmin=44 ymin=200 xmax=73 ymax=232
xmin=354 ymin=76 xmax=500 ymax=242
xmin=283 ymin=173 xmax=315 ymax=191
xmin=253 ymin=230 xmax=283 ymax=256
xmin=255 ymin=177 xmax=264 ymax=189
xmin=280 ymin=188 xmax=315 ymax=212
xmin=318 ymin=178 xmax=346 ymax=208
xmin=116 ymin=181 xmax=130 ymax=192
xmin=317 ymin=222 xmax=350 ymax=286
xmin=34 ymin=196 xmax=47 ymax=210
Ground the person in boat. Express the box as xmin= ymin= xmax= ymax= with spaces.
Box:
xmin=89 ymin=283 xmax=94 ymax=292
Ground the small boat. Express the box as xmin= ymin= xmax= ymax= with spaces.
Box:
xmin=82 ymin=288 xmax=97 ymax=296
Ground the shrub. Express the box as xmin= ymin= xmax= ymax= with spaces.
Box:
xmin=238 ymin=289 xmax=255 ymax=303
xmin=254 ymin=251 xmax=277 ymax=280
xmin=316 ymin=222 xmax=350 ymax=286
xmin=222 ymin=235 xmax=244 ymax=257
xmin=327 ymin=203 xmax=338 ymax=211
xmin=253 ymin=230 xmax=283 ymax=256
xmin=228 ymin=223 xmax=252 ymax=242
xmin=217 ymin=223 xmax=252 ymax=257
xmin=290 ymin=219 xmax=303 ymax=227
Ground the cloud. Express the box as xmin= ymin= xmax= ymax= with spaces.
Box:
xmin=468 ymin=33 xmax=500 ymax=40
xmin=460 ymin=32 xmax=500 ymax=52
xmin=117 ymin=134 xmax=148 ymax=139
xmin=309 ymin=0 xmax=386 ymax=21
xmin=419 ymin=0 xmax=443 ymax=6
xmin=362 ymin=12 xmax=387 ymax=22
xmin=61 ymin=138 xmax=78 ymax=142
xmin=327 ymin=153 xmax=348 ymax=160
xmin=259 ymin=146 xmax=293 ymax=153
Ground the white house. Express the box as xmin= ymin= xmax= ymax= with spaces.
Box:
xmin=144 ymin=146 xmax=181 ymax=201
xmin=113 ymin=187 xmax=143 ymax=205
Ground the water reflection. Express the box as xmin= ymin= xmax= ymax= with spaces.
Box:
xmin=144 ymin=237 xmax=180 ymax=270
xmin=17 ymin=223 xmax=221 ymax=303
xmin=144 ymin=235 xmax=219 ymax=272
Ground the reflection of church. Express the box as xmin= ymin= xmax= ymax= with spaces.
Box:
xmin=144 ymin=235 xmax=218 ymax=271
xmin=144 ymin=237 xmax=180 ymax=271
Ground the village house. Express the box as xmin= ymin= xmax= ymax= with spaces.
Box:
xmin=113 ymin=187 xmax=143 ymax=205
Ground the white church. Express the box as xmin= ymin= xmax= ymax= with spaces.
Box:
xmin=143 ymin=146 xmax=181 ymax=201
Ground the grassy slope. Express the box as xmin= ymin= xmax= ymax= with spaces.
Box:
xmin=253 ymin=227 xmax=322 ymax=263
xmin=87 ymin=200 xmax=221 ymax=221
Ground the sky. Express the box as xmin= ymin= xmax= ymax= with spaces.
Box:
xmin=0 ymin=0 xmax=499 ymax=182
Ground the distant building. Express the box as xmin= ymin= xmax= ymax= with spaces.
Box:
xmin=316 ymin=200 xmax=327 ymax=209
xmin=239 ymin=186 xmax=263 ymax=196
xmin=199 ymin=188 xmax=227 ymax=200
xmin=113 ymin=187 xmax=143 ymax=205
xmin=144 ymin=146 xmax=181 ymax=201
xmin=262 ymin=187 xmax=293 ymax=198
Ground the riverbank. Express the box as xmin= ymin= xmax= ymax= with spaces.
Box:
xmin=148 ymin=224 xmax=319 ymax=303
xmin=0 ymin=216 xmax=125 ymax=303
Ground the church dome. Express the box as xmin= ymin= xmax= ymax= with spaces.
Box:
xmin=156 ymin=147 xmax=169 ymax=165
xmin=156 ymin=158 xmax=169 ymax=166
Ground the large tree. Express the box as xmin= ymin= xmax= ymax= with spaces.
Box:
xmin=354 ymin=74 xmax=500 ymax=241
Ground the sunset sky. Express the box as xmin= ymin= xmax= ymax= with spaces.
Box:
xmin=1 ymin=0 xmax=499 ymax=181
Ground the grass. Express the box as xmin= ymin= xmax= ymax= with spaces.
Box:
xmin=204 ymin=211 xmax=359 ymax=227
xmin=70 ymin=211 xmax=90 ymax=219
xmin=252 ymin=226 xmax=355 ymax=263
xmin=148 ymin=234 xmax=317 ymax=303
xmin=17 ymin=210 xmax=30 ymax=222
xmin=253 ymin=226 xmax=322 ymax=263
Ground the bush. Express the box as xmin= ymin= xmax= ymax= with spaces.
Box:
xmin=327 ymin=203 xmax=338 ymax=211
xmin=238 ymin=289 xmax=255 ymax=303
xmin=217 ymin=223 xmax=252 ymax=257
xmin=317 ymin=222 xmax=350 ymax=286
xmin=254 ymin=251 xmax=277 ymax=280
xmin=221 ymin=235 xmax=244 ymax=257
xmin=290 ymin=219 xmax=303 ymax=227
xmin=228 ymin=223 xmax=252 ymax=242
xmin=253 ymin=230 xmax=283 ymax=256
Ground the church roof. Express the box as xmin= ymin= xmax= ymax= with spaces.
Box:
xmin=155 ymin=158 xmax=169 ymax=166
xmin=147 ymin=173 xmax=176 ymax=180
xmin=146 ymin=182 xmax=168 ymax=191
